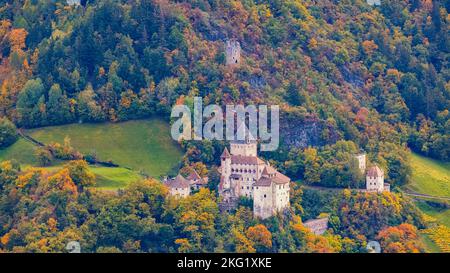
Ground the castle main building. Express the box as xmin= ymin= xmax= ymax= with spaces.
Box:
xmin=219 ymin=134 xmax=290 ymax=219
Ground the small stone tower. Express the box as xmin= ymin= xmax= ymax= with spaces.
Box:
xmin=225 ymin=40 xmax=241 ymax=66
xmin=220 ymin=147 xmax=232 ymax=191
xmin=230 ymin=124 xmax=257 ymax=157
xmin=366 ymin=165 xmax=384 ymax=193
xmin=355 ymin=153 xmax=366 ymax=174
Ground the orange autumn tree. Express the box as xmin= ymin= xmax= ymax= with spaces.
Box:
xmin=376 ymin=223 xmax=425 ymax=253
xmin=246 ymin=224 xmax=272 ymax=251
xmin=8 ymin=28 xmax=27 ymax=53
xmin=0 ymin=21 xmax=31 ymax=120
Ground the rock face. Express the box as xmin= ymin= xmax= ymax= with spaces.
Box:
xmin=280 ymin=117 xmax=340 ymax=149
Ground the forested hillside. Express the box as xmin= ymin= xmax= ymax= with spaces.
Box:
xmin=0 ymin=1 xmax=448 ymax=170
xmin=0 ymin=0 xmax=448 ymax=253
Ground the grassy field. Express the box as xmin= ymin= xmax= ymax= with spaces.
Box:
xmin=91 ymin=166 xmax=143 ymax=190
xmin=22 ymin=118 xmax=182 ymax=177
xmin=407 ymin=153 xmax=450 ymax=197
xmin=20 ymin=165 xmax=143 ymax=191
xmin=0 ymin=138 xmax=39 ymax=165
xmin=415 ymin=200 xmax=450 ymax=228
xmin=407 ymin=153 xmax=450 ymax=252
xmin=0 ymin=118 xmax=182 ymax=189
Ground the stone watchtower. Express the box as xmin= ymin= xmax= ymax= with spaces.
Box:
xmin=355 ymin=153 xmax=366 ymax=174
xmin=225 ymin=40 xmax=241 ymax=66
xmin=366 ymin=165 xmax=384 ymax=192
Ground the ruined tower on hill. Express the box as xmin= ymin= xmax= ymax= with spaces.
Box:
xmin=225 ymin=40 xmax=241 ymax=66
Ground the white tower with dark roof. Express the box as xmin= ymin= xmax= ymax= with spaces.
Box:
xmin=366 ymin=165 xmax=384 ymax=192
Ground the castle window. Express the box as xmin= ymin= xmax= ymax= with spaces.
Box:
xmin=247 ymin=186 xmax=249 ymax=189
xmin=264 ymin=194 xmax=267 ymax=198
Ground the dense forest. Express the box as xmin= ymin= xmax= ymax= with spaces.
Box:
xmin=0 ymin=161 xmax=426 ymax=252
xmin=0 ymin=0 xmax=448 ymax=252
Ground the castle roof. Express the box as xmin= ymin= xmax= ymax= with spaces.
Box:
xmin=221 ymin=147 xmax=231 ymax=158
xmin=165 ymin=174 xmax=190 ymax=189
xmin=254 ymin=170 xmax=290 ymax=187
xmin=254 ymin=177 xmax=273 ymax=187
xmin=187 ymin=169 xmax=201 ymax=181
xmin=367 ymin=165 xmax=384 ymax=177
xmin=262 ymin=165 xmax=277 ymax=176
xmin=186 ymin=169 xmax=207 ymax=185
xmin=230 ymin=155 xmax=265 ymax=165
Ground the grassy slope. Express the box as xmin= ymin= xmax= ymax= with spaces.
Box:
xmin=0 ymin=119 xmax=181 ymax=190
xmin=406 ymin=153 xmax=450 ymax=252
xmin=416 ymin=200 xmax=450 ymax=253
xmin=407 ymin=153 xmax=450 ymax=197
xmin=20 ymin=165 xmax=143 ymax=191
xmin=26 ymin=118 xmax=182 ymax=177
xmin=0 ymin=138 xmax=39 ymax=165
xmin=415 ymin=200 xmax=450 ymax=228
xmin=91 ymin=166 xmax=143 ymax=190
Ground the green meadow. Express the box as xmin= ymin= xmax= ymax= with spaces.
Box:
xmin=0 ymin=119 xmax=182 ymax=189
xmin=26 ymin=118 xmax=182 ymax=177
xmin=0 ymin=138 xmax=39 ymax=165
xmin=406 ymin=153 xmax=449 ymax=253
xmin=407 ymin=153 xmax=450 ymax=198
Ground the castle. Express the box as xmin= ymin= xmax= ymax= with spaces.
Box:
xmin=219 ymin=132 xmax=290 ymax=219
xmin=225 ymin=40 xmax=241 ymax=66
xmin=355 ymin=153 xmax=389 ymax=193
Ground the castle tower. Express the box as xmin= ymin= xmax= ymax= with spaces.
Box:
xmin=220 ymin=147 xmax=232 ymax=191
xmin=230 ymin=124 xmax=257 ymax=156
xmin=225 ymin=40 xmax=241 ymax=66
xmin=355 ymin=153 xmax=366 ymax=174
xmin=366 ymin=165 xmax=384 ymax=193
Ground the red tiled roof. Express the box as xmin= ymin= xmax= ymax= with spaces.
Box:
xmin=221 ymin=148 xmax=231 ymax=158
xmin=165 ymin=174 xmax=190 ymax=189
xmin=230 ymin=155 xmax=265 ymax=165
xmin=273 ymin=171 xmax=290 ymax=184
xmin=367 ymin=165 xmax=384 ymax=177
xmin=254 ymin=170 xmax=290 ymax=187
xmin=187 ymin=169 xmax=201 ymax=180
xmin=254 ymin=176 xmax=272 ymax=187
xmin=262 ymin=165 xmax=277 ymax=176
